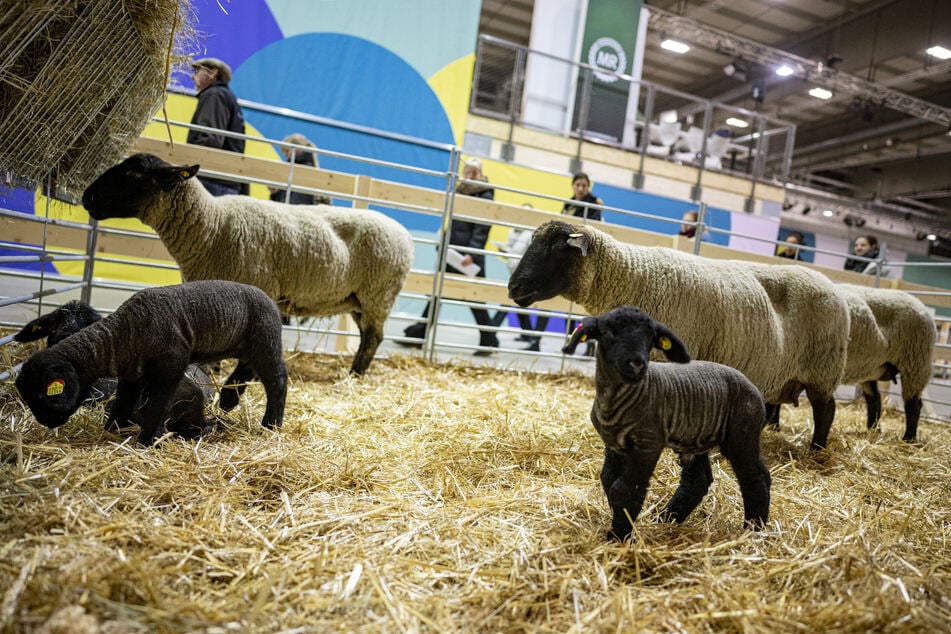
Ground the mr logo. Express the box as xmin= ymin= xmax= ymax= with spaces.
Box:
xmin=588 ymin=37 xmax=627 ymax=83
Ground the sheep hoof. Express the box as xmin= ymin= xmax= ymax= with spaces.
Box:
xmin=219 ymin=389 xmax=240 ymax=411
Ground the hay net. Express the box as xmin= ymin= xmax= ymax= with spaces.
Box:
xmin=0 ymin=0 xmax=195 ymax=196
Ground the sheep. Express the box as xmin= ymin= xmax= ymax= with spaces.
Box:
xmin=15 ymin=280 xmax=287 ymax=445
xmin=508 ymin=220 xmax=850 ymax=449
xmin=13 ymin=300 xmax=214 ymax=438
xmin=81 ymin=153 xmax=415 ymax=376
xmin=563 ymin=306 xmax=770 ymax=540
xmin=768 ymin=285 xmax=935 ymax=442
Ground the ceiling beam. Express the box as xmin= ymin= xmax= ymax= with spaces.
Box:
xmin=646 ymin=6 xmax=951 ymax=126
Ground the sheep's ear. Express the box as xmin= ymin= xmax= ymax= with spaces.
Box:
xmin=565 ymin=232 xmax=590 ymax=257
xmin=154 ymin=163 xmax=200 ymax=188
xmin=562 ymin=317 xmax=599 ymax=354
xmin=654 ymin=322 xmax=690 ymax=363
xmin=42 ymin=364 xmax=82 ymax=412
xmin=13 ymin=314 xmax=53 ymax=343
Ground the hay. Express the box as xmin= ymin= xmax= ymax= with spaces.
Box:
xmin=0 ymin=0 xmax=195 ymax=195
xmin=0 ymin=347 xmax=950 ymax=632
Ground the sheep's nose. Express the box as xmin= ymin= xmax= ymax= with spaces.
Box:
xmin=629 ymin=359 xmax=645 ymax=379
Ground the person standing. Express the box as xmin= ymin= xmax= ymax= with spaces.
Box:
xmin=268 ymin=133 xmax=331 ymax=205
xmin=402 ymin=158 xmax=499 ymax=355
xmin=187 ymin=57 xmax=246 ymax=196
xmin=561 ymin=172 xmax=603 ymax=221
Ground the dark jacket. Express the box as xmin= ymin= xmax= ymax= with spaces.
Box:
xmin=844 ymin=247 xmax=879 ymax=273
xmin=188 ymin=81 xmax=247 ymax=195
xmin=449 ymin=180 xmax=494 ymax=275
xmin=187 ymin=82 xmax=246 ymax=153
xmin=562 ymin=192 xmax=602 ymax=221
xmin=269 ymin=150 xmax=331 ymax=205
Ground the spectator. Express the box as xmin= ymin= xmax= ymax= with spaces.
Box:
xmin=561 ymin=172 xmax=602 ymax=221
xmin=402 ymin=158 xmax=499 ymax=355
xmin=776 ymin=231 xmax=805 ymax=260
xmin=678 ymin=210 xmax=699 ymax=238
xmin=844 ymin=234 xmax=889 ymax=276
xmin=187 ymin=57 xmax=247 ymax=196
xmin=268 ymin=133 xmax=331 ymax=205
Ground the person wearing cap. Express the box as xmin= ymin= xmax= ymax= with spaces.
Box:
xmin=187 ymin=57 xmax=247 ymax=196
xmin=402 ymin=157 xmax=500 ymax=355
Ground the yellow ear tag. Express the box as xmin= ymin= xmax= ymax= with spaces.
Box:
xmin=46 ymin=379 xmax=65 ymax=396
xmin=572 ymin=323 xmax=588 ymax=342
xmin=179 ymin=170 xmax=191 ymax=178
xmin=658 ymin=336 xmax=672 ymax=351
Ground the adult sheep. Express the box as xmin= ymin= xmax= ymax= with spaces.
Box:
xmin=81 ymin=153 xmax=415 ymax=375
xmin=508 ymin=220 xmax=850 ymax=449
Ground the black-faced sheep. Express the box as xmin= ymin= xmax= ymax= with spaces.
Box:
xmin=563 ymin=306 xmax=770 ymax=541
xmin=81 ymin=153 xmax=415 ymax=376
xmin=13 ymin=300 xmax=214 ymax=438
xmin=15 ymin=281 xmax=287 ymax=445
xmin=769 ymin=285 xmax=935 ymax=442
xmin=508 ymin=220 xmax=850 ymax=449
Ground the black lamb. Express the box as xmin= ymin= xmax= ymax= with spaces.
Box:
xmin=562 ymin=305 xmax=771 ymax=541
xmin=15 ymin=281 xmax=287 ymax=445
xmin=14 ymin=301 xmax=214 ymax=438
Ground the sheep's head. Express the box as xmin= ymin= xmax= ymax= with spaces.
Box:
xmin=562 ymin=306 xmax=690 ymax=382
xmin=82 ymin=154 xmax=200 ymax=220
xmin=15 ymin=353 xmax=88 ymax=428
xmin=13 ymin=301 xmax=102 ymax=347
xmin=507 ymin=221 xmax=589 ymax=307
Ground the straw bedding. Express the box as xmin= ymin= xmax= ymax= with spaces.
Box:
xmin=0 ymin=348 xmax=949 ymax=632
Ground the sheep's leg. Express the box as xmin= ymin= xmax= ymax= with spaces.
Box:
xmin=763 ymin=404 xmax=780 ymax=430
xmin=134 ymin=367 xmax=185 ymax=446
xmin=806 ymin=387 xmax=836 ymax=449
xmin=660 ymin=453 xmax=713 ymax=523
xmin=106 ymin=379 xmax=144 ymax=431
xmin=721 ymin=447 xmax=771 ymax=529
xmin=902 ymin=396 xmax=922 ymax=442
xmin=350 ymin=311 xmax=382 ymax=376
xmin=219 ymin=361 xmax=256 ymax=411
xmin=252 ymin=358 xmax=288 ymax=430
xmin=603 ymin=448 xmax=662 ymax=541
xmin=861 ymin=381 xmax=882 ymax=429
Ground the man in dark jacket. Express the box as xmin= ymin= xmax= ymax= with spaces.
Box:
xmin=187 ymin=57 xmax=246 ymax=196
xmin=402 ymin=158 xmax=499 ymax=354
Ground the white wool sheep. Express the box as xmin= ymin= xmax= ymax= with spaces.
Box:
xmin=837 ymin=284 xmax=935 ymax=441
xmin=82 ymin=153 xmax=415 ymax=375
xmin=508 ymin=220 xmax=851 ymax=449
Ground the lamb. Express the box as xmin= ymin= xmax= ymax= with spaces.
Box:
xmin=563 ymin=306 xmax=770 ymax=540
xmin=13 ymin=300 xmax=214 ymax=438
xmin=81 ymin=153 xmax=415 ymax=375
xmin=769 ymin=285 xmax=935 ymax=442
xmin=15 ymin=281 xmax=287 ymax=445
xmin=508 ymin=220 xmax=850 ymax=449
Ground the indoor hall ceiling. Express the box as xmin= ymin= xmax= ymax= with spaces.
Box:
xmin=478 ymin=0 xmax=951 ymax=238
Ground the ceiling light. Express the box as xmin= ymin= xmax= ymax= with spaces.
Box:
xmin=808 ymin=87 xmax=833 ymax=100
xmin=725 ymin=117 xmax=749 ymax=128
xmin=775 ymin=65 xmax=795 ymax=77
xmin=926 ymin=45 xmax=951 ymax=60
xmin=928 ymin=233 xmax=937 ymax=241
xmin=661 ymin=39 xmax=690 ymax=54
xmin=822 ymin=209 xmax=834 ymax=217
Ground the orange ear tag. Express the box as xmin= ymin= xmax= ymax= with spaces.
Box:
xmin=658 ymin=336 xmax=672 ymax=351
xmin=46 ymin=379 xmax=65 ymax=396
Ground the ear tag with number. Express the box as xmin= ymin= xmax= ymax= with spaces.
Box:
xmin=46 ymin=379 xmax=65 ymax=396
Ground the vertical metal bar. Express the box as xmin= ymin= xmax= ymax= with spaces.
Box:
xmin=282 ymin=147 xmax=297 ymax=204
xmin=574 ymin=69 xmax=593 ymax=169
xmin=425 ymin=147 xmax=462 ymax=362
xmin=80 ymin=219 xmax=99 ymax=305
xmin=691 ymin=102 xmax=713 ymax=200
xmin=634 ymin=84 xmax=656 ymax=187
xmin=693 ymin=202 xmax=707 ymax=255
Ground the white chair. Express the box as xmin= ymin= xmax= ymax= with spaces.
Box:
xmin=646 ymin=120 xmax=682 ymax=157
xmin=674 ymin=126 xmax=705 ymax=163
xmin=704 ymin=131 xmax=731 ymax=169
